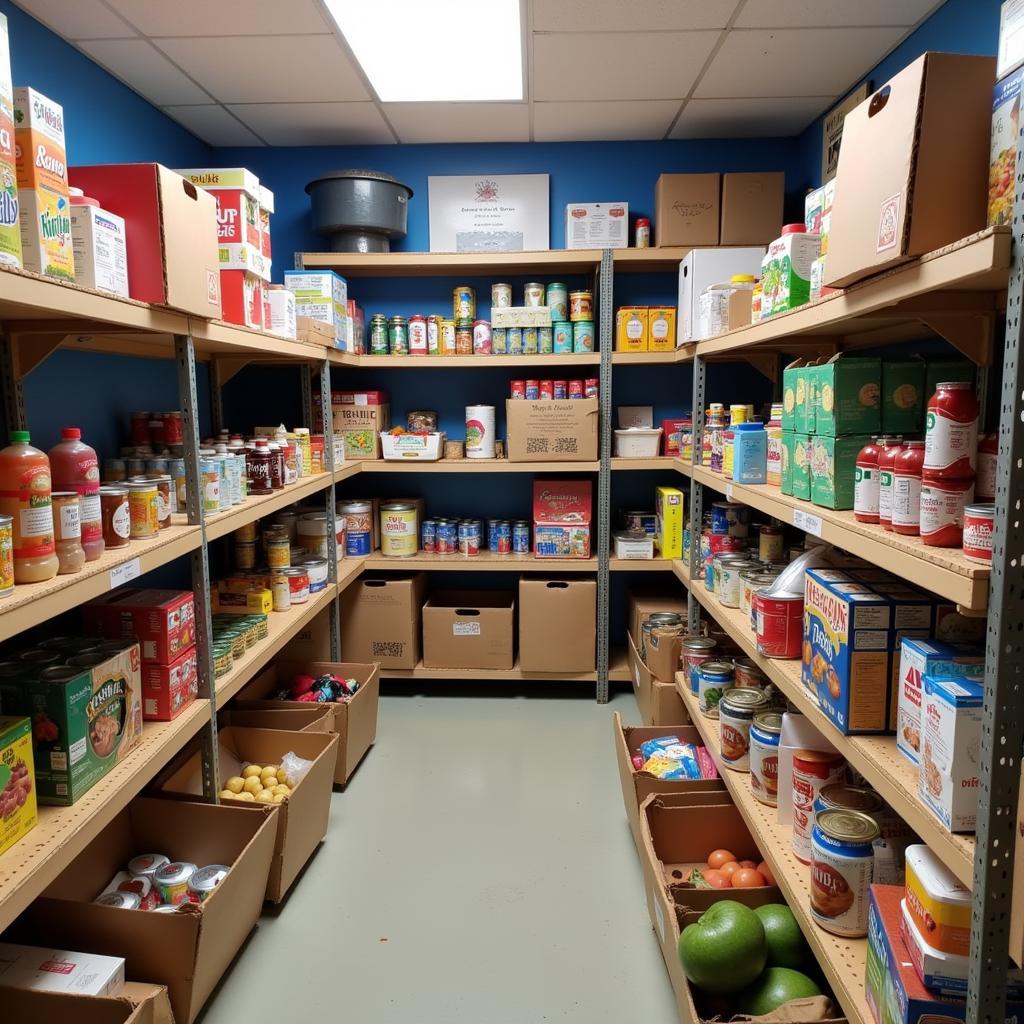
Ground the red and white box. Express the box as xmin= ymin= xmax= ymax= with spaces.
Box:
xmin=84 ymin=589 xmax=196 ymax=665
xmin=258 ymin=184 xmax=273 ymax=263
xmin=533 ymin=480 xmax=592 ymax=559
xmin=221 ymin=269 xmax=264 ymax=329
xmin=141 ymin=645 xmax=199 ymax=721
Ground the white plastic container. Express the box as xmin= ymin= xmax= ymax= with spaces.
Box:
xmin=614 ymin=427 xmax=663 ymax=458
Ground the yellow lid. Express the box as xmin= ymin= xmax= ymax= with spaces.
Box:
xmin=731 ymin=274 xmax=756 ymax=284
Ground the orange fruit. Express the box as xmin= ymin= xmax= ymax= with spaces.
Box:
xmin=732 ymin=868 xmax=767 ymax=888
xmin=739 ymin=860 xmax=757 ymax=869
xmin=707 ymin=849 xmax=737 ymax=870
xmin=757 ymin=861 xmax=776 ymax=886
xmin=702 ymin=869 xmax=731 ymax=889
xmin=719 ymin=861 xmax=741 ymax=879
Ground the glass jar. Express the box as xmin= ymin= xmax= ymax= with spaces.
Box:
xmin=51 ymin=491 xmax=85 ymax=574
xmin=100 ymin=486 xmax=130 ymax=548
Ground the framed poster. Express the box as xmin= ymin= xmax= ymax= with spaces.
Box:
xmin=821 ymin=82 xmax=869 ymax=183
xmin=427 ymin=174 xmax=549 ymax=253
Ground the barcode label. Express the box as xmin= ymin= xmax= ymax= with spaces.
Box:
xmin=793 ymin=509 xmax=823 ymax=537
xmin=110 ymin=558 xmax=141 ymax=589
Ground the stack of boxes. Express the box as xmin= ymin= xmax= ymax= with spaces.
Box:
xmin=803 ymin=181 xmax=836 ymax=300
xmin=284 ymin=270 xmax=351 ymax=349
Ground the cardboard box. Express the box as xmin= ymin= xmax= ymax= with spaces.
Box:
xmin=882 ymin=358 xmax=926 ymax=433
xmin=792 ymin=433 xmax=812 ymax=500
xmin=990 ymin=67 xmax=1023 ymax=227
xmin=825 ymin=53 xmax=995 ymax=288
xmin=266 ymin=286 xmax=296 ymax=340
xmin=21 ymin=799 xmax=276 ymax=1024
xmin=654 ymin=173 xmax=719 ymax=247
xmin=781 ymin=357 xmax=807 ymax=432
xmin=0 ymin=942 xmax=124 ymax=996
xmin=159 ymin=726 xmax=338 ymax=902
xmin=140 ymin=646 xmax=197 ymax=722
xmin=810 ymin=435 xmax=873 ymax=510
xmin=506 ymin=397 xmax=598 ymax=462
xmin=84 ymin=590 xmax=196 ymax=665
xmin=924 ymin=357 xmax=975 ymax=401
xmin=615 ymin=307 xmax=648 ymax=352
xmin=655 ymin=486 xmax=684 ymax=558
xmin=761 ymin=227 xmax=820 ymax=315
xmin=518 ymin=577 xmax=595 ymax=673
xmin=218 ymin=705 xmax=334 ymax=734
xmin=219 ymin=268 xmax=263 ymax=329
xmin=565 ymin=201 xmax=628 ymax=249
xmin=0 ymin=982 xmax=173 ymax=1024
xmin=340 ymin=574 xmax=426 ymax=669
xmin=613 ymin=713 xmax=725 ymax=852
xmin=71 ymin=198 xmax=129 ymax=298
xmin=69 ymin=164 xmax=221 ymax=317
xmin=720 ymin=171 xmax=785 ymax=245
xmin=628 ymin=589 xmax=687 ymax=646
xmin=422 ymin=590 xmax=515 ymax=670
xmin=330 ymin=390 xmax=389 ymax=460
xmin=781 ymin=430 xmax=795 ymax=495
xmin=814 ymin=355 xmax=881 ymax=436
xmin=0 ymin=716 xmax=37 ymax=855
xmin=795 ymin=359 xmax=820 ymax=434
xmin=285 ymin=270 xmax=348 ymax=344
xmin=296 ymin=316 xmax=335 ymax=348
xmin=533 ymin=479 xmax=592 ymax=559
xmin=677 ymin=246 xmax=765 ymax=343
xmin=235 ymin=661 xmax=380 ymax=785
xmin=627 ymin=634 xmax=690 ymax=725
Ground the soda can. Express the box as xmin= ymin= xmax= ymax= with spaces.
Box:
xmin=507 ymin=327 xmax=523 ymax=354
xmin=539 ymin=380 xmax=554 ymax=400
xmin=488 ymin=519 xmax=512 ymax=553
xmin=569 ymin=380 xmax=584 ymax=399
xmin=421 ymin=519 xmax=437 ymax=553
xmin=525 ymin=379 xmax=540 ymax=400
xmin=512 ymin=520 xmax=531 ymax=553
xmin=585 ymin=378 xmax=599 ymax=398
xmin=458 ymin=521 xmax=480 ymax=556
xmin=553 ymin=380 xmax=568 ymax=399
xmin=436 ymin=519 xmax=458 ymax=554
xmin=510 ymin=380 xmax=526 ymax=400
xmin=538 ymin=326 xmax=553 ymax=354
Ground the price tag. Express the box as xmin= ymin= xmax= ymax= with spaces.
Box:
xmin=110 ymin=558 xmax=141 ymax=589
xmin=793 ymin=509 xmax=823 ymax=537
xmin=725 ymin=483 xmax=734 ymax=500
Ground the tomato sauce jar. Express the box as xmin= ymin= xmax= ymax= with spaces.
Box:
xmin=920 ymin=472 xmax=974 ymax=548
xmin=891 ymin=440 xmax=925 ymax=536
xmin=976 ymin=433 xmax=997 ymax=502
xmin=962 ymin=502 xmax=995 ymax=563
xmin=854 ymin=437 xmax=881 ymax=524
xmin=924 ymin=381 xmax=978 ymax=478
xmin=877 ymin=437 xmax=904 ymax=531
xmin=755 ymin=590 xmax=803 ymax=659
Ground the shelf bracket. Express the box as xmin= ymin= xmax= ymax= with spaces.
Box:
xmin=8 ymin=333 xmax=66 ymax=379
xmin=917 ymin=314 xmax=994 ymax=367
xmin=745 ymin=353 xmax=778 ymax=382
xmin=212 ymin=356 xmax=254 ymax=385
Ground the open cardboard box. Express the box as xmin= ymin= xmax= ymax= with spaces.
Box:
xmin=219 ymin=705 xmax=334 ymax=734
xmin=628 ymin=588 xmax=688 ymax=647
xmin=0 ymin=982 xmax=173 ymax=1024
xmin=157 ymin=726 xmax=339 ymax=903
xmin=17 ymin=799 xmax=276 ymax=1024
xmin=613 ymin=712 xmax=725 ymax=853
xmin=234 ymin=661 xmax=380 ymax=786
xmin=627 ymin=632 xmax=690 ymax=726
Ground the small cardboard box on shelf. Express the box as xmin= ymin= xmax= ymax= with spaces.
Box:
xmin=720 ymin=171 xmax=785 ymax=246
xmin=654 ymin=173 xmax=720 ymax=247
xmin=506 ymin=398 xmax=599 ymax=462
xmin=140 ymin=646 xmax=197 ymax=722
xmin=422 ymin=590 xmax=515 ymax=670
xmin=626 ymin=634 xmax=690 ymax=726
xmin=519 ymin=577 xmax=595 ymax=673
xmin=329 ymin=390 xmax=389 ymax=460
xmin=813 ymin=355 xmax=882 ymax=437
xmin=84 ymin=590 xmax=196 ymax=665
xmin=0 ymin=982 xmax=173 ymax=1024
xmin=340 ymin=574 xmax=426 ymax=670
xmin=628 ymin=589 xmax=687 ymax=647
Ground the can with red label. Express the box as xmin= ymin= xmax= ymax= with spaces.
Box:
xmin=553 ymin=380 xmax=567 ymax=399
xmin=719 ymin=687 xmax=769 ymax=771
xmin=962 ymin=502 xmax=995 ymax=563
xmin=924 ymin=381 xmax=978 ymax=478
xmin=976 ymin=433 xmax=997 ymax=501
xmin=525 ymin=380 xmax=540 ymax=401
xmin=920 ymin=472 xmax=974 ymax=547
xmin=510 ymin=380 xmax=526 ymax=400
xmin=792 ymin=749 xmax=848 ymax=863
xmin=539 ymin=380 xmax=554 ymax=400
xmin=749 ymin=711 xmax=782 ymax=805
xmin=568 ymin=380 xmax=584 ymax=399
xmin=891 ymin=441 xmax=925 ymax=536
xmin=585 ymin=378 xmax=599 ymax=398
xmin=754 ymin=591 xmax=803 ymax=659
xmin=809 ymin=809 xmax=879 ymax=937
xmin=408 ymin=314 xmax=428 ymax=355
xmin=472 ymin=319 xmax=492 ymax=355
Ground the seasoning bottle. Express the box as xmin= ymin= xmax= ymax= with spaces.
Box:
xmin=51 ymin=491 xmax=85 ymax=574
xmin=635 ymin=217 xmax=651 ymax=248
xmin=0 ymin=431 xmax=59 ymax=583
xmin=48 ymin=427 xmax=104 ymax=561
xmin=891 ymin=441 xmax=925 ymax=536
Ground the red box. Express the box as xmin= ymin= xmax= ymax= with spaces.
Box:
xmin=141 ymin=645 xmax=198 ymax=721
xmin=661 ymin=418 xmax=689 ymax=457
xmin=84 ymin=589 xmax=196 ymax=664
xmin=212 ymin=188 xmax=260 ymax=249
xmin=220 ymin=270 xmax=263 ymax=329
xmin=533 ymin=480 xmax=592 ymax=559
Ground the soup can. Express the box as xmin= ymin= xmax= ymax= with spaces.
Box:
xmin=546 ymin=282 xmax=568 ymax=321
xmin=421 ymin=519 xmax=437 ymax=553
xmin=814 ymin=783 xmax=884 ymax=819
xmin=128 ymin=853 xmax=169 ymax=879
xmin=573 ymin=320 xmax=594 ymax=352
xmin=733 ymin=657 xmax=767 ymax=689
xmin=962 ymin=503 xmax=995 ymax=563
xmin=488 ymin=519 xmax=512 ymax=554
xmin=698 ymin=660 xmax=735 ymax=717
xmin=758 ymin=525 xmax=784 ymax=562
xmin=458 ymin=521 xmax=481 ymax=556
xmin=524 ymin=282 xmax=545 ymax=307
xmin=718 ymin=558 xmax=757 ymax=608
xmin=280 ymin=566 xmax=310 ymax=604
xmin=453 ymin=285 xmax=475 ymax=320
xmin=512 ymin=520 xmax=530 ymax=553
xmin=742 ymin=572 xmax=777 ymax=628
xmin=127 ymin=481 xmax=159 ymax=539
xmin=569 ymin=290 xmax=593 ymax=321
xmin=187 ymin=864 xmax=230 ymax=903
xmin=95 ymin=891 xmax=142 ymax=910
xmin=492 ymin=283 xmax=512 ymax=308
xmin=297 ymin=555 xmax=328 ymax=593
xmin=538 ymin=326 xmax=553 ymax=354
xmin=380 ymin=501 xmax=418 ymax=558
xmin=792 ymin=749 xmax=848 ymax=863
xmin=809 ymin=809 xmax=880 ymax=937
xmin=369 ymin=314 xmax=389 ymax=355
xmin=507 ymin=327 xmax=523 ymax=354
xmin=719 ymin=687 xmax=769 ymax=771
xmin=553 ymin=322 xmax=573 ymax=353
xmin=339 ymin=500 xmax=372 ymax=556
xmin=154 ymin=861 xmax=198 ymax=906
xmin=472 ymin=319 xmax=492 ymax=355
xmin=755 ymin=591 xmax=803 ymax=659
xmin=492 ymin=327 xmax=507 ymax=355
xmin=523 ymin=326 xmax=539 ymax=354
xmin=271 ymin=574 xmax=291 ymax=612
xmin=711 ymin=500 xmax=749 ymax=537
xmin=749 ymin=711 xmax=782 ymax=805
xmin=681 ymin=637 xmax=716 ymax=695
xmin=436 ymin=519 xmax=458 ymax=554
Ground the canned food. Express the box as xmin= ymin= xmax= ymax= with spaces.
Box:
xmin=569 ymin=290 xmax=593 ymax=321
xmin=962 ymin=503 xmax=995 ymax=563
xmin=718 ymin=558 xmax=756 ymax=608
xmin=512 ymin=520 xmax=530 ymax=553
xmin=711 ymin=501 xmax=748 ymax=537
xmin=380 ymin=501 xmax=418 ymax=558
xmin=151 ymin=905 xmax=180 ymax=914
xmin=568 ymin=380 xmax=584 ymax=399
xmin=472 ymin=319 xmax=492 ymax=355
xmin=154 ymin=861 xmax=198 ymax=906
xmin=436 ymin=519 xmax=458 ymax=554
xmin=492 ymin=327 xmax=507 ymax=354
xmin=339 ymin=500 xmax=372 ymax=556
xmin=187 ymin=864 xmax=230 ymax=903
xmin=573 ymin=320 xmax=594 ymax=352
xmin=510 ymin=380 xmax=526 ymax=400
xmin=538 ymin=326 xmax=553 ymax=354
xmin=453 ymin=286 xmax=475 ymax=320
xmin=408 ymin=314 xmax=427 ymax=355
xmin=525 ymin=380 xmax=540 ymax=401
xmin=742 ymin=572 xmax=779 ymax=626
xmin=539 ymin=380 xmax=553 ymax=400
xmin=523 ymin=326 xmax=539 ymax=354
xmin=792 ymin=749 xmax=848 ymax=863
xmin=388 ymin=315 xmax=409 ymax=355
xmin=810 ymin=809 xmax=880 ymax=937
xmin=421 ymin=519 xmax=437 ymax=553
xmin=271 ymin=574 xmax=291 ymax=612
xmin=507 ymin=327 xmax=523 ymax=354
xmin=546 ymin=282 xmax=568 ymax=321
xmin=680 ymin=637 xmax=716 ymax=695
xmin=733 ymin=657 xmax=767 ymax=689
xmin=553 ymin=322 xmax=573 ymax=352
xmin=458 ymin=521 xmax=481 ymax=556
xmin=426 ymin=315 xmax=441 ymax=354
xmin=814 ymin=783 xmax=884 ymax=818
xmin=749 ymin=712 xmax=782 ymax=805
xmin=553 ymin=380 xmax=567 ymax=400
xmin=280 ymin=566 xmax=310 ymax=604
xmin=492 ymin=283 xmax=512 ymax=308
xmin=488 ymin=520 xmax=511 ymax=554
xmin=584 ymin=379 xmax=598 ymax=399
xmin=296 ymin=555 xmax=328 ymax=592
xmin=95 ymin=891 xmax=142 ymax=910
xmin=758 ymin=525 xmax=784 ymax=562
xmin=127 ymin=481 xmax=159 ymax=539
xmin=369 ymin=313 xmax=389 ymax=355
xmin=266 ymin=536 xmax=291 ymax=569
xmin=755 ymin=591 xmax=803 ymax=659
xmin=698 ymin=660 xmax=735 ymax=717
xmin=200 ymin=459 xmax=220 ymax=512
xmin=440 ymin=318 xmax=456 ymax=355
xmin=524 ymin=282 xmax=545 ymax=307
xmin=719 ymin=687 xmax=769 ymax=771
xmin=127 ymin=853 xmax=170 ymax=879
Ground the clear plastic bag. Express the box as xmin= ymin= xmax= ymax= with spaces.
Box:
xmin=279 ymin=751 xmax=315 ymax=787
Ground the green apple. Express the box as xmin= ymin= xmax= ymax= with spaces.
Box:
xmin=755 ymin=904 xmax=812 ymax=968
xmin=678 ymin=900 xmax=767 ymax=994
xmin=738 ymin=967 xmax=822 ymax=1015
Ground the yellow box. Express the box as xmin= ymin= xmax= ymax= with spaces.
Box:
xmin=655 ymin=486 xmax=685 ymax=558
xmin=615 ymin=306 xmax=648 ymax=351
xmin=0 ymin=716 xmax=38 ymax=856
xmin=217 ymin=588 xmax=273 ymax=614
xmin=648 ymin=307 xmax=676 ymax=351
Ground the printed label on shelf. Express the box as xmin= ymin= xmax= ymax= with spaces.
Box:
xmin=110 ymin=557 xmax=141 ymax=589
xmin=453 ymin=622 xmax=481 ymax=636
xmin=793 ymin=509 xmax=823 ymax=537
xmin=726 ymin=483 xmax=734 ymax=500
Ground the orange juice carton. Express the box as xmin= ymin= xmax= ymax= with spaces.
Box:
xmin=0 ymin=15 xmax=21 ymax=269
xmin=14 ymin=87 xmax=73 ymax=280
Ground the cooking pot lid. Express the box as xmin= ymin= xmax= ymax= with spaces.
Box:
xmin=305 ymin=168 xmax=413 ymax=198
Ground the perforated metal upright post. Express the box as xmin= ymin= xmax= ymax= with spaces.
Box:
xmin=595 ymin=250 xmax=614 ymax=701
xmin=687 ymin=356 xmax=706 ymax=633
xmin=175 ymin=333 xmax=219 ymax=801
xmin=0 ymin=334 xmax=26 ymax=435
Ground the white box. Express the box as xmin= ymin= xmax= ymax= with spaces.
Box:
xmin=613 ymin=531 xmax=654 ymax=559
xmin=267 ymin=286 xmax=296 ymax=340
xmin=0 ymin=943 xmax=124 ymax=996
xmin=174 ymin=166 xmax=260 ymax=193
xmin=70 ymin=198 xmax=128 ymax=297
xmin=380 ymin=432 xmax=445 ymax=461
xmin=565 ymin=202 xmax=629 ymax=250
xmin=284 ymin=271 xmax=347 ymax=344
xmin=677 ymin=246 xmax=766 ymax=344
xmin=920 ymin=675 xmax=983 ymax=832
xmin=491 ymin=306 xmax=552 ymax=328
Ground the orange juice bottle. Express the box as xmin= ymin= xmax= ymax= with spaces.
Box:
xmin=0 ymin=430 xmax=58 ymax=583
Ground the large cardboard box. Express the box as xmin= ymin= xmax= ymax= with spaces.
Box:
xmin=518 ymin=577 xmax=595 ymax=673
xmin=613 ymin=713 xmax=724 ymax=853
xmin=654 ymin=173 xmax=720 ymax=247
xmin=720 ymin=172 xmax=785 ymax=245
xmin=158 ymin=726 xmax=338 ymax=902
xmin=627 ymin=633 xmax=690 ymax=726
xmin=219 ymin=705 xmax=334 ymax=734
xmin=505 ymin=398 xmax=598 ymax=462
xmin=340 ymin=574 xmax=426 ymax=669
xmin=236 ymin=661 xmax=380 ymax=785
xmin=0 ymin=983 xmax=174 ymax=1024
xmin=422 ymin=590 xmax=515 ymax=670
xmin=19 ymin=799 xmax=276 ymax=1024
xmin=329 ymin=390 xmax=389 ymax=460
xmin=69 ymin=164 xmax=221 ymax=317
xmin=628 ymin=588 xmax=687 ymax=646
xmin=677 ymin=246 xmax=766 ymax=344
xmin=825 ymin=53 xmax=996 ymax=288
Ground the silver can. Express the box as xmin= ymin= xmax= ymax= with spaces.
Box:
xmin=524 ymin=282 xmax=545 ymax=307
xmin=95 ymin=891 xmax=141 ymax=910
xmin=187 ymin=864 xmax=230 ymax=903
xmin=491 ymin=283 xmax=512 ymax=308
xmin=128 ymin=853 xmax=170 ymax=879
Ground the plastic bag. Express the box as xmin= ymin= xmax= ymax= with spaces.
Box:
xmin=279 ymin=751 xmax=315 ymax=787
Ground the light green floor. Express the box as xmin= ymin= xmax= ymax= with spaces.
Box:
xmin=200 ymin=687 xmax=678 ymax=1023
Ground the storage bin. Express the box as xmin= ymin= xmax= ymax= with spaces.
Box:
xmin=614 ymin=427 xmax=663 ymax=457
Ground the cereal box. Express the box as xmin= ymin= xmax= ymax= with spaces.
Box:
xmin=14 ymin=87 xmax=73 ymax=280
xmin=920 ymin=675 xmax=983 ymax=831
xmin=655 ymin=485 xmax=684 ymax=558
xmin=0 ymin=716 xmax=36 ymax=855
xmin=533 ymin=479 xmax=591 ymax=559
xmin=140 ymin=645 xmax=198 ymax=722
xmin=989 ymin=67 xmax=1023 ymax=227
xmin=0 ymin=15 xmax=21 ymax=268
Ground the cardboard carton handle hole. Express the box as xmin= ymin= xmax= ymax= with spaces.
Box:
xmin=364 ymin=580 xmax=386 ymax=588
xmin=455 ymin=608 xmax=480 ymax=617
xmin=670 ymin=869 xmax=683 ymax=879
xmin=181 ymin=179 xmax=199 ymax=200
xmin=545 ymin=581 xmax=569 ymax=590
xmin=868 ymin=85 xmax=890 ymax=117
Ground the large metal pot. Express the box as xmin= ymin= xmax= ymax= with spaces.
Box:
xmin=304 ymin=169 xmax=413 ymax=253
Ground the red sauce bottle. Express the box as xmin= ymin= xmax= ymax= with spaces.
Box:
xmin=854 ymin=436 xmax=881 ymax=524
xmin=924 ymin=381 xmax=978 ymax=479
xmin=877 ymin=437 xmax=904 ymax=531
xmin=891 ymin=441 xmax=925 ymax=536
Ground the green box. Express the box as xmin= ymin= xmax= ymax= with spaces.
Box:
xmin=881 ymin=358 xmax=926 ymax=434
xmin=925 ymin=358 xmax=975 ymax=403
xmin=782 ymin=359 xmax=806 ymax=433
xmin=815 ymin=355 xmax=881 ymax=437
xmin=796 ymin=362 xmax=818 ymax=434
xmin=810 ymin=434 xmax=873 ymax=509
xmin=792 ymin=433 xmax=812 ymax=500
xmin=781 ymin=431 xmax=795 ymax=495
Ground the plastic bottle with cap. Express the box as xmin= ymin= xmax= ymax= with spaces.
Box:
xmin=0 ymin=431 xmax=59 ymax=583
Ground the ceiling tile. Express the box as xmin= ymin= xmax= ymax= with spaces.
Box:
xmin=694 ymin=27 xmax=905 ymax=98
xmin=534 ymin=100 xmax=679 ymax=142
xmin=533 ymin=0 xmax=739 ymax=32
xmin=13 ymin=0 xmax=136 ymax=38
xmin=78 ymin=39 xmax=211 ymax=104
xmin=735 ymin=0 xmax=941 ymax=28
xmin=533 ymin=31 xmax=718 ymax=101
xmin=162 ymin=104 xmax=264 ymax=146
xmin=155 ymin=35 xmax=370 ymax=103
xmin=106 ymin=0 xmax=332 ymax=35
xmin=385 ymin=103 xmax=529 ymax=144
xmin=670 ymin=96 xmax=832 ymax=138
xmin=228 ymin=102 xmax=394 ymax=146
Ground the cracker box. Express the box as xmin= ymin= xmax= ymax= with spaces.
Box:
xmin=881 ymin=358 xmax=926 ymax=434
xmin=810 ymin=434 xmax=873 ymax=510
xmin=329 ymin=390 xmax=389 ymax=460
xmin=0 ymin=716 xmax=37 ymax=855
xmin=814 ymin=355 xmax=881 ymax=436
xmin=655 ymin=486 xmax=684 ymax=558
xmin=285 ymin=271 xmax=348 ymax=347
xmin=921 ymin=675 xmax=983 ymax=832
xmin=14 ymin=87 xmax=74 ymax=280
xmin=616 ymin=307 xmax=648 ymax=352
xmin=0 ymin=15 xmax=21 ymax=268
xmin=792 ymin=433 xmax=812 ymax=500
xmin=220 ymin=269 xmax=263 ymax=330
xmin=84 ymin=589 xmax=196 ymax=665
xmin=648 ymin=307 xmax=676 ymax=352
xmin=140 ymin=645 xmax=198 ymax=722
xmin=533 ymin=480 xmax=591 ymax=559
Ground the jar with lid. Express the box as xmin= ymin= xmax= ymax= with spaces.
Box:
xmin=924 ymin=381 xmax=979 ymax=478
xmin=635 ymin=217 xmax=651 ymax=248
xmin=388 ymin=316 xmax=408 ymax=355
xmin=51 ymin=491 xmax=85 ymax=574
xmin=48 ymin=427 xmax=103 ymax=561
xmin=455 ymin=319 xmax=473 ymax=355
xmin=100 ymin=486 xmax=130 ymax=548
xmin=854 ymin=437 xmax=881 ymax=524
xmin=891 ymin=441 xmax=925 ymax=536
xmin=877 ymin=436 xmax=904 ymax=531
xmin=247 ymin=438 xmax=274 ymax=495
xmin=267 ymin=443 xmax=284 ymax=490
xmin=0 ymin=431 xmax=59 ymax=583
xmin=408 ymin=314 xmax=428 ymax=355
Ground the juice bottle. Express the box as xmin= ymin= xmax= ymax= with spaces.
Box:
xmin=48 ymin=427 xmax=104 ymax=561
xmin=0 ymin=431 xmax=59 ymax=583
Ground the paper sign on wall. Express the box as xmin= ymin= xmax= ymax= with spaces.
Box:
xmin=428 ymin=174 xmax=549 ymax=253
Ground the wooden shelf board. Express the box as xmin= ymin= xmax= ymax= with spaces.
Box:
xmin=611 ymin=351 xmax=686 ymax=364
xmin=676 ymin=681 xmax=872 ymax=1024
xmin=205 ymin=473 xmax=333 ymax=541
xmin=336 ymin=557 xmax=366 ymax=593
xmin=330 ymin=352 xmax=601 ymax=368
xmin=610 ymin=457 xmax=676 ymax=470
xmin=608 ymin=646 xmax=630 ymax=682
xmin=609 ymin=557 xmax=674 ymax=571
xmin=0 ymin=697 xmax=211 ymax=933
xmin=334 ymin=461 xmax=362 ymax=483
xmin=359 ymin=459 xmax=599 ymax=473
xmin=299 ymin=249 xmax=603 ymax=277
xmin=188 ymin=318 xmax=332 ymax=362
xmin=378 ymin=659 xmax=599 ymax=681
xmin=612 ymin=247 xmax=691 ymax=272
xmin=674 ymin=558 xmax=975 ymax=886
xmin=361 ymin=553 xmax=597 ymax=572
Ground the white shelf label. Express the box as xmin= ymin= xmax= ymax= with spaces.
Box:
xmin=793 ymin=509 xmax=823 ymax=537
xmin=110 ymin=558 xmax=141 ymax=589
xmin=725 ymin=483 xmax=734 ymax=500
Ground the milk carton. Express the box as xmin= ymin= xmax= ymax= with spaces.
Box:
xmin=267 ymin=285 xmax=296 ymax=340
xmin=284 ymin=271 xmax=348 ymax=348
xmin=69 ymin=190 xmax=128 ymax=297
xmin=0 ymin=15 xmax=21 ymax=268
xmin=760 ymin=226 xmax=820 ymax=316
xmin=14 ymin=87 xmax=73 ymax=280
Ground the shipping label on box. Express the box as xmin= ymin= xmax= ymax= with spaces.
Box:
xmin=814 ymin=355 xmax=881 ymax=436
xmin=565 ymin=201 xmax=628 ymax=249
xmin=506 ymin=398 xmax=598 ymax=462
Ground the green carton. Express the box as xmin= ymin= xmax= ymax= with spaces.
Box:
xmin=815 ymin=355 xmax=881 ymax=436
xmin=782 ymin=431 xmax=795 ymax=495
xmin=881 ymin=358 xmax=926 ymax=434
xmin=810 ymin=435 xmax=873 ymax=509
xmin=925 ymin=358 xmax=975 ymax=403
xmin=792 ymin=433 xmax=812 ymax=500
xmin=796 ymin=362 xmax=818 ymax=434
xmin=782 ymin=359 xmax=807 ymax=433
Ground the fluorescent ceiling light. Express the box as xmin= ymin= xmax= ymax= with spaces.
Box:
xmin=326 ymin=0 xmax=523 ymax=102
